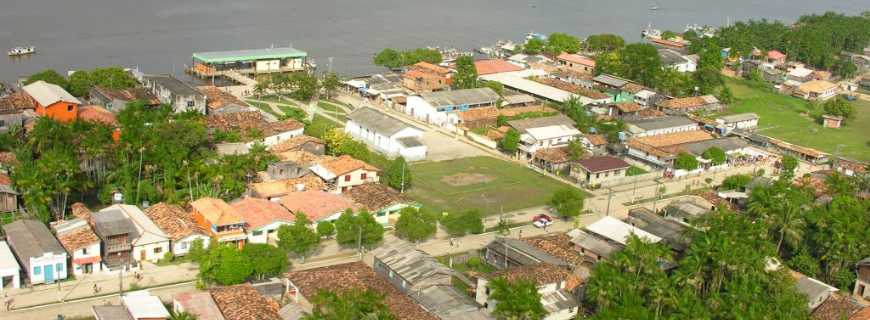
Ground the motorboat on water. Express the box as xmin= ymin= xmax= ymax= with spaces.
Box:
xmin=7 ymin=46 xmax=35 ymax=56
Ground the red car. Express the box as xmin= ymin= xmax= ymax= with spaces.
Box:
xmin=532 ymin=214 xmax=553 ymax=228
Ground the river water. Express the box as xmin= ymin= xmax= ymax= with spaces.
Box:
xmin=0 ymin=0 xmax=866 ymax=83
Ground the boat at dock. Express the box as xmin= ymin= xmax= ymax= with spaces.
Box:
xmin=7 ymin=46 xmax=35 ymax=57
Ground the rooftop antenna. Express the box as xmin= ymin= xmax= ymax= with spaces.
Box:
xmin=270 ymin=43 xmax=275 ymax=49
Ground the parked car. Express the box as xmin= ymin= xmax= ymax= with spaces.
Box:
xmin=532 ymin=214 xmax=553 ymax=228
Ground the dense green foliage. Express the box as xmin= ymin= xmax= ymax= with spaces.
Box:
xmin=302 ymin=289 xmax=396 ymax=320
xmin=198 ymin=245 xmax=254 ymax=285
xmin=241 ymin=243 xmax=288 ymax=279
xmin=488 ymin=278 xmax=546 ymax=320
xmin=321 ymin=72 xmax=340 ymax=99
xmin=549 ymin=188 xmax=585 ymax=218
xmin=24 ymin=69 xmax=69 ymax=88
xmin=317 ymin=220 xmax=335 ymax=238
xmin=27 ymin=67 xmax=137 ymax=97
xmin=9 ymin=102 xmax=274 ymax=222
xmin=720 ymin=174 xmax=752 ymax=190
xmin=334 ymin=209 xmax=385 ymax=248
xmin=695 ymin=12 xmax=870 ymax=69
xmin=584 ymin=34 xmax=625 ymax=52
xmin=440 ymin=209 xmax=484 ymax=236
xmin=822 ymin=98 xmax=856 ymax=120
xmin=595 ymin=43 xmax=661 ymax=87
xmin=546 ymin=32 xmax=581 ymax=55
xmin=522 ymin=38 xmax=545 ymax=54
xmin=585 ymin=211 xmax=811 ymax=319
xmin=373 ymin=48 xmax=442 ymax=69
xmin=701 ymin=147 xmax=727 ymax=165
xmin=453 ymin=56 xmax=479 ymax=89
xmin=383 ymin=157 xmax=412 ymax=191
xmin=780 ymin=155 xmax=799 ymax=181
xmin=498 ymin=128 xmax=520 ymax=153
xmin=288 ymin=72 xmax=320 ymax=101
xmin=277 ymin=213 xmax=320 ymax=260
xmin=394 ymin=207 xmax=437 ymax=242
xmin=673 ymin=153 xmax=700 ymax=171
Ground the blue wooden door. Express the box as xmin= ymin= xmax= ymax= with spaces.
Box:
xmin=44 ymin=264 xmax=54 ymax=283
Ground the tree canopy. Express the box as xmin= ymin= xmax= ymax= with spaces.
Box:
xmin=373 ymin=48 xmax=442 ymax=69
xmin=198 ymin=244 xmax=253 ymax=285
xmin=499 ymin=129 xmax=520 ymax=153
xmin=383 ymin=157 xmax=411 ymax=191
xmin=701 ymin=147 xmax=726 ymax=166
xmin=440 ymin=209 xmax=484 ymax=236
xmin=822 ymin=98 xmax=855 ymax=120
xmin=546 ymin=32 xmax=581 ymax=55
xmin=549 ymin=188 xmax=585 ymax=218
xmin=674 ymin=153 xmax=700 ymax=171
xmin=585 ymin=34 xmax=625 ymax=52
xmin=488 ymin=278 xmax=546 ymax=320
xmin=452 ymin=56 xmax=479 ymax=89
xmin=394 ymin=207 xmax=437 ymax=242
xmin=334 ymin=209 xmax=385 ymax=248
xmin=303 ymin=289 xmax=396 ymax=320
xmin=241 ymin=243 xmax=288 ymax=280
xmin=278 ymin=212 xmax=320 ymax=261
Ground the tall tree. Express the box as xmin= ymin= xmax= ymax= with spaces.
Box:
xmin=499 ymin=129 xmax=520 ymax=153
xmin=620 ymin=43 xmax=662 ymax=87
xmin=373 ymin=48 xmax=403 ymax=69
xmin=242 ymin=243 xmax=288 ymax=279
xmin=303 ymin=289 xmax=396 ymax=320
xmin=394 ymin=207 xmax=437 ymax=242
xmin=198 ymin=245 xmax=253 ymax=285
xmin=321 ymin=72 xmax=340 ymax=99
xmin=440 ymin=209 xmax=484 ymax=236
xmin=277 ymin=213 xmax=320 ymax=262
xmin=383 ymin=157 xmax=411 ymax=191
xmin=546 ymin=32 xmax=581 ymax=55
xmin=780 ymin=155 xmax=799 ymax=181
xmin=701 ymin=147 xmax=726 ymax=166
xmin=25 ymin=69 xmax=69 ymax=89
xmin=549 ymin=188 xmax=585 ymax=218
xmin=289 ymin=72 xmax=320 ymax=101
xmin=523 ymin=38 xmax=545 ymax=54
xmin=453 ymin=56 xmax=479 ymax=89
xmin=488 ymin=278 xmax=547 ymax=320
xmin=334 ymin=209 xmax=385 ymax=248
xmin=585 ymin=34 xmax=625 ymax=52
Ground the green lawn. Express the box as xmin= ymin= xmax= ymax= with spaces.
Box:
xmin=406 ymin=156 xmax=573 ymax=215
xmin=720 ymin=79 xmax=870 ymax=161
xmin=245 ymin=100 xmax=280 ymax=117
xmin=317 ymin=101 xmax=349 ymax=114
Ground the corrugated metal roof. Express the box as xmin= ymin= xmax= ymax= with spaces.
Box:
xmin=585 ymin=216 xmax=662 ymax=245
xmin=22 ymin=80 xmax=81 ymax=106
xmin=193 ymin=47 xmax=307 ymax=64
xmin=347 ymin=107 xmax=421 ymax=137
xmin=2 ymin=220 xmax=67 ymax=261
xmin=420 ymin=88 xmax=500 ymax=107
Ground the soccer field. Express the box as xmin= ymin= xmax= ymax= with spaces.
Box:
xmin=720 ymin=79 xmax=870 ymax=161
xmin=406 ymin=156 xmax=574 ymax=215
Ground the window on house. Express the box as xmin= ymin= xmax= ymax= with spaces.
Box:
xmin=180 ymin=242 xmax=189 ymax=250
xmin=34 ymin=266 xmax=41 ymax=275
xmin=344 ymin=175 xmax=351 ymax=182
xmin=154 ymin=247 xmax=162 ymax=254
xmin=81 ymin=248 xmax=88 ymax=255
xmin=361 ymin=173 xmax=367 ymax=180
xmin=56 ymin=263 xmax=64 ymax=272
xmin=187 ymin=100 xmax=195 ymax=107
xmin=253 ymin=230 xmax=264 ymax=236
xmin=341 ymin=186 xmax=348 ymax=192
xmin=0 ymin=120 xmax=5 ymax=127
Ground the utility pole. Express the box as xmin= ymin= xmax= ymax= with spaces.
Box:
xmin=135 ymin=148 xmax=144 ymax=204
xmin=605 ymin=188 xmax=613 ymax=217
xmin=400 ymin=161 xmax=406 ymax=193
xmin=357 ymin=225 xmax=363 ymax=261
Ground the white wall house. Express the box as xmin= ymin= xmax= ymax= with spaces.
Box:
xmin=517 ymin=125 xmax=582 ymax=160
xmin=625 ymin=116 xmax=699 ymax=137
xmin=262 ymin=127 xmax=304 ymax=147
xmin=142 ymin=75 xmax=207 ymax=114
xmin=659 ymin=49 xmax=697 ymax=73
xmin=172 ymin=234 xmax=211 ymax=256
xmin=404 ymin=88 xmax=500 ymax=131
xmin=345 ymin=107 xmax=427 ymax=161
xmin=105 ymin=205 xmax=171 ymax=263
xmin=231 ymin=197 xmax=295 ymax=245
xmin=52 ymin=219 xmax=103 ymax=275
xmin=2 ymin=220 xmax=68 ymax=285
xmin=0 ymin=241 xmax=21 ymax=291
xmin=475 ymin=266 xmax=579 ymax=320
xmin=310 ymin=155 xmax=380 ymax=194
xmin=715 ymin=113 xmax=759 ymax=132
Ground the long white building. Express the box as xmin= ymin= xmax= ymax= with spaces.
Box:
xmin=345 ymin=107 xmax=427 ymax=161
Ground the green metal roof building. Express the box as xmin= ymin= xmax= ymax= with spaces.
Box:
xmin=191 ymin=47 xmax=309 ymax=75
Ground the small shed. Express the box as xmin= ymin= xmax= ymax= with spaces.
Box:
xmin=0 ymin=241 xmax=21 ymax=290
xmin=822 ymin=115 xmax=843 ymax=129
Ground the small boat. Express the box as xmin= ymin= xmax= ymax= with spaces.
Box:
xmin=641 ymin=23 xmax=662 ymax=39
xmin=7 ymin=46 xmax=35 ymax=57
xmin=649 ymin=4 xmax=660 ymax=10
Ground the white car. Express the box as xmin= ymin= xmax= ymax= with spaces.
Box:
xmin=532 ymin=214 xmax=553 ymax=228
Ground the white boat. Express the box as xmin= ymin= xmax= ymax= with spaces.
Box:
xmin=641 ymin=23 xmax=662 ymax=39
xmin=7 ymin=46 xmax=35 ymax=56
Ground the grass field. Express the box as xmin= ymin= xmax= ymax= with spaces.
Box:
xmin=406 ymin=156 xmax=573 ymax=215
xmin=719 ymin=79 xmax=870 ymax=161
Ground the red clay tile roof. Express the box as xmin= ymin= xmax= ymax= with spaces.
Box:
xmin=575 ymin=156 xmax=630 ymax=173
xmin=474 ymin=59 xmax=523 ymax=75
xmin=144 ymin=202 xmax=206 ymax=241
xmin=767 ymin=50 xmax=786 ymax=60
xmin=556 ymin=53 xmax=596 ymax=67
xmin=585 ymin=134 xmax=608 ymax=146
xmin=0 ymin=92 xmax=35 ymax=110
xmin=490 ymin=263 xmax=572 ymax=286
xmin=286 ymin=262 xmax=438 ymax=320
xmin=190 ymin=197 xmax=245 ymax=226
xmin=622 ymin=83 xmax=648 ymax=94
xmin=269 ymin=135 xmax=324 ymax=153
xmin=341 ymin=184 xmax=410 ymax=212
xmin=249 ymin=175 xmax=326 ymax=198
xmin=659 ymin=96 xmax=708 ymax=109
xmin=207 ymin=111 xmax=303 ymax=138
xmin=197 ymin=85 xmax=250 ymax=111
xmin=92 ymin=86 xmax=160 ymax=105
xmin=534 ymin=147 xmax=572 ymax=163
xmin=498 ymin=105 xmax=557 ymax=117
xmin=631 ymin=130 xmax=713 ymax=148
xmin=0 ymin=173 xmax=10 ymax=187
xmin=458 ymin=106 xmax=498 ymax=122
xmin=280 ymin=191 xmax=361 ymax=221
xmin=56 ymin=223 xmax=100 ymax=253
xmin=522 ymin=234 xmax=587 ymax=268
xmin=812 ymin=294 xmax=865 ymax=320
xmin=651 ymin=38 xmax=686 ymax=49
xmin=0 ymin=152 xmax=18 ymax=167
xmin=316 ymin=155 xmax=380 ymax=176
xmin=612 ymin=103 xmax=643 ymax=113
xmin=411 ymin=62 xmax=449 ymax=75
xmin=210 ymin=284 xmax=281 ymax=320
xmin=77 ymin=105 xmax=118 ymax=126
xmin=71 ymin=202 xmax=93 ymax=222
xmin=230 ymin=197 xmax=295 ymax=230
xmin=533 ymin=77 xmax=610 ymax=100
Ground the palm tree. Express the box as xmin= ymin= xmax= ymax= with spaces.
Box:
xmin=169 ymin=310 xmax=197 ymax=320
xmin=770 ymin=201 xmax=806 ymax=255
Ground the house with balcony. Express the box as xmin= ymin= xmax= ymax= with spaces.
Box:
xmin=3 ymin=220 xmax=68 ymax=285
xmin=190 ymin=197 xmax=247 ymax=247
xmin=91 ymin=207 xmax=139 ymax=271
xmin=507 ymin=115 xmax=581 ymax=161
xmin=144 ymin=203 xmax=210 ymax=256
xmin=52 ymin=218 xmax=102 ymax=275
xmin=100 ymin=205 xmax=171 ymax=263
xmin=310 ymin=155 xmax=380 ymax=193
xmin=141 ymin=75 xmax=207 ymax=114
